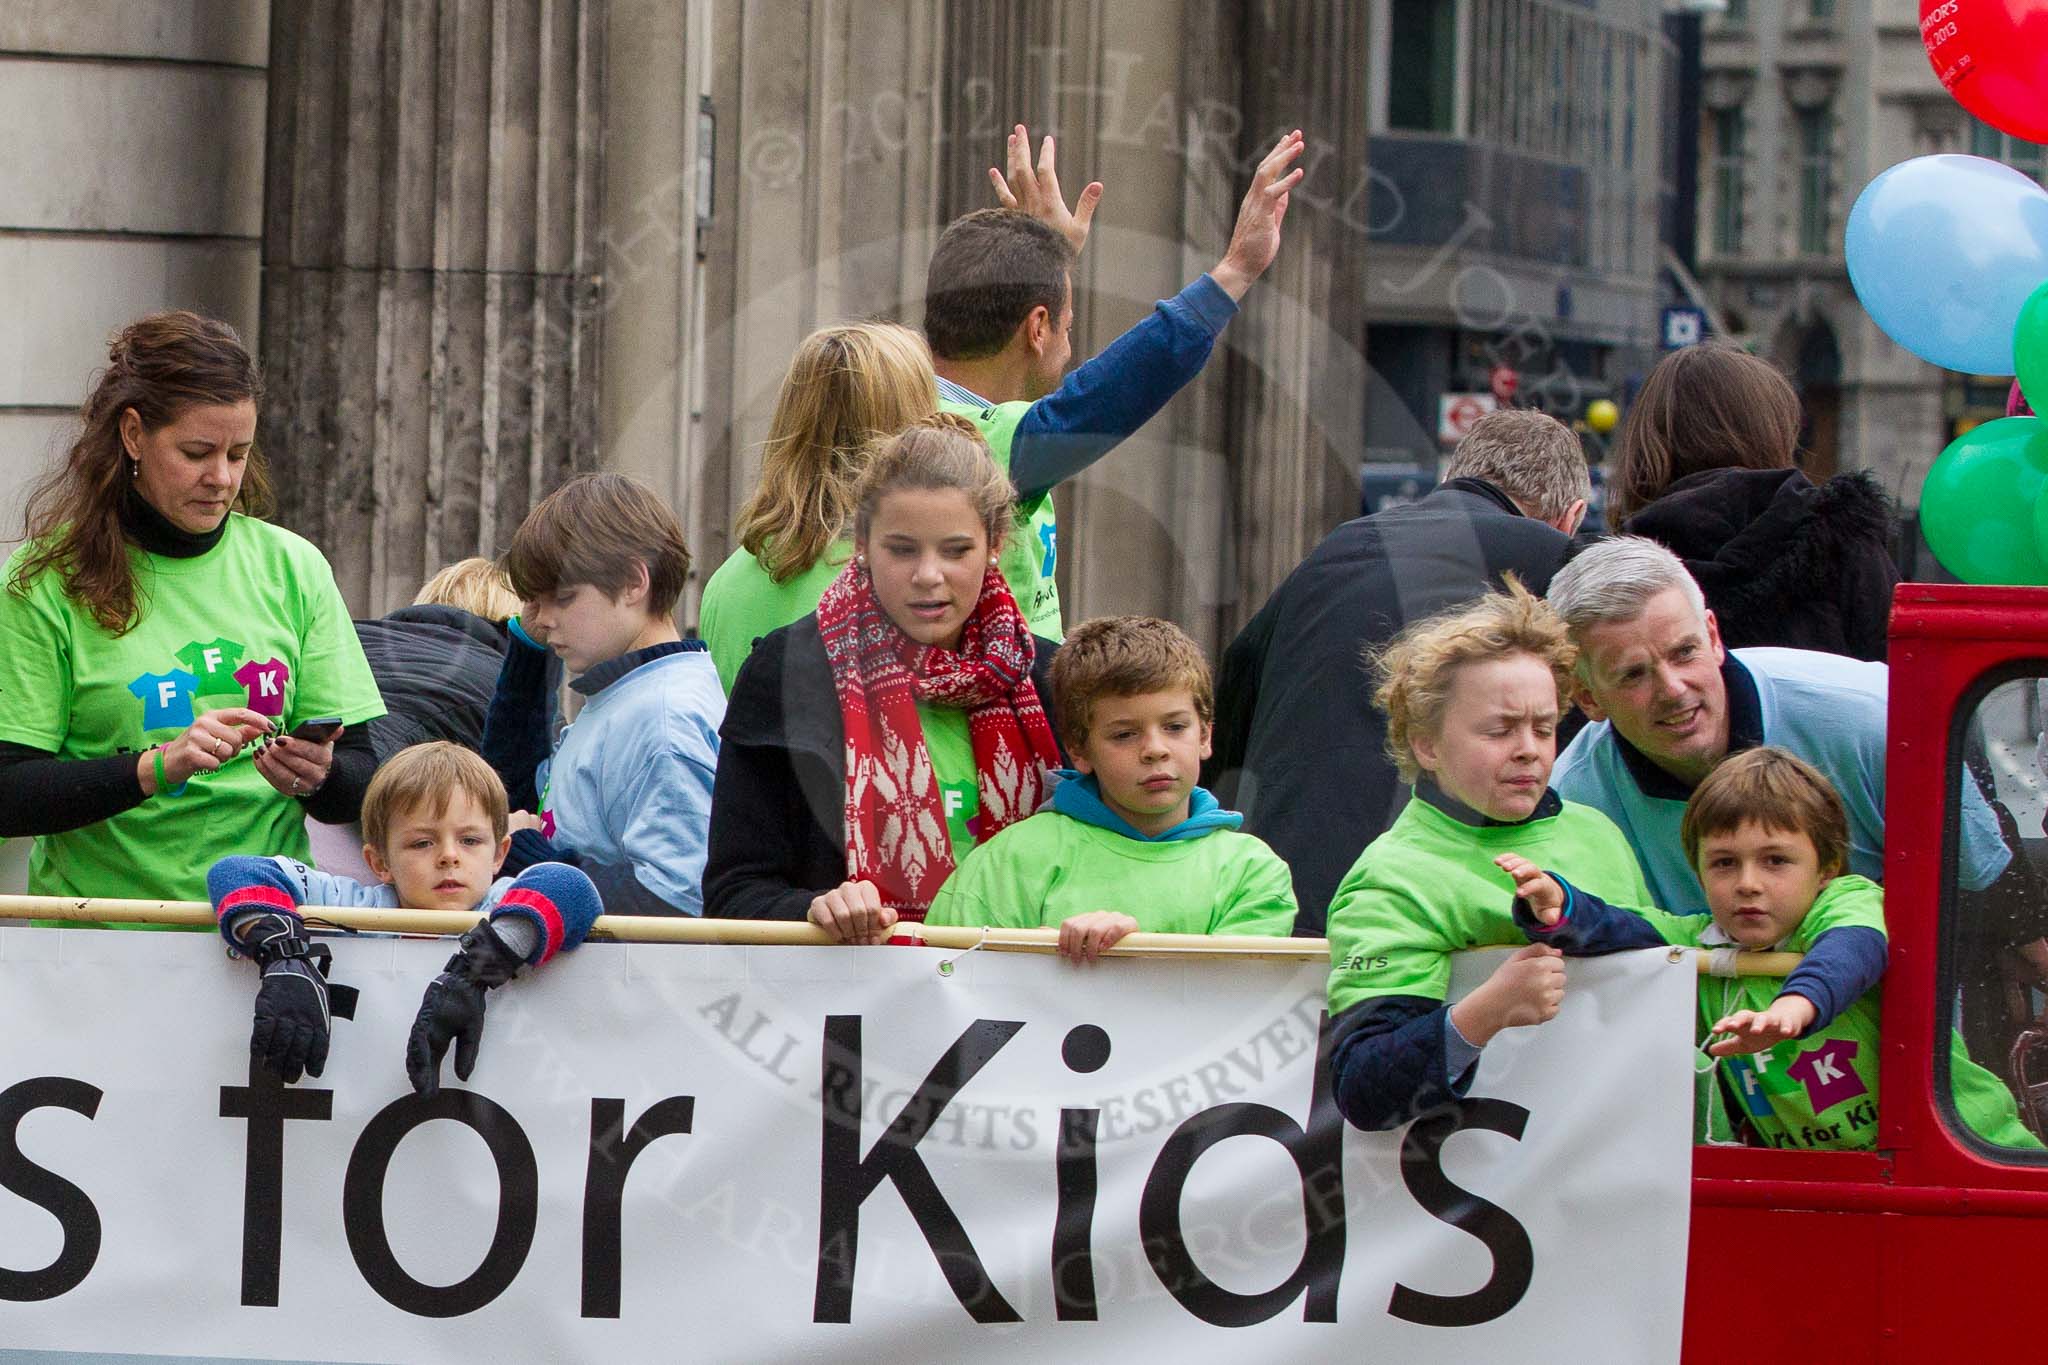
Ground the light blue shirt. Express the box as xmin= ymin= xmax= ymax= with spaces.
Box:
xmin=1553 ymin=647 xmax=2010 ymax=910
xmin=264 ymin=856 xmax=516 ymax=911
xmin=538 ymin=649 xmax=724 ymax=915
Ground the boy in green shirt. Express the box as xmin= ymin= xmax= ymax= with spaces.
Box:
xmin=927 ymin=616 xmax=1296 ymax=958
xmin=1503 ymin=746 xmax=2040 ymax=1151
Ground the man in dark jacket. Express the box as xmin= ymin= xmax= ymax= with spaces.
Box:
xmin=1205 ymin=409 xmax=1591 ymax=935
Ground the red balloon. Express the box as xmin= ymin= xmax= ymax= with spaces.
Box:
xmin=1922 ymin=0 xmax=2048 ymax=145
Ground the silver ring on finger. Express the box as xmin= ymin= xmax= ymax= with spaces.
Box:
xmin=290 ymin=778 xmax=302 ymax=795
xmin=215 ymin=738 xmax=228 ymax=757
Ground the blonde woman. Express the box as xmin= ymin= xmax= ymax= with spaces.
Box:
xmin=697 ymin=321 xmax=938 ymax=691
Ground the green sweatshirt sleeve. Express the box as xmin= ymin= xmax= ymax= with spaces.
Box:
xmin=1210 ymin=838 xmax=1298 ymax=937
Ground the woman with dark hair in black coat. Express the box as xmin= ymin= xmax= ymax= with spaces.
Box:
xmin=1610 ymin=340 xmax=1899 ymax=662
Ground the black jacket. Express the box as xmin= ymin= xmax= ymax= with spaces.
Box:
xmin=353 ymin=605 xmax=510 ymax=765
xmin=703 ymin=614 xmax=1061 ymax=921
xmin=1204 ymin=479 xmax=1572 ymax=935
xmin=1625 ymin=467 xmax=1898 ymax=663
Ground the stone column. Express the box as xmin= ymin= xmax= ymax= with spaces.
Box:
xmin=261 ymin=0 xmax=605 ymax=613
xmin=687 ymin=0 xmax=947 ymax=616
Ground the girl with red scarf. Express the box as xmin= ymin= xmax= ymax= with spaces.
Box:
xmin=704 ymin=414 xmax=1063 ymax=941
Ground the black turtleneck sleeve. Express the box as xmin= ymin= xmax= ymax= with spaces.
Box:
xmin=0 ymin=742 xmax=149 ymax=836
xmin=299 ymin=721 xmax=376 ymax=824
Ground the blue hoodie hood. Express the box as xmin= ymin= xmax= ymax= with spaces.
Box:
xmin=1049 ymin=770 xmax=1244 ymax=842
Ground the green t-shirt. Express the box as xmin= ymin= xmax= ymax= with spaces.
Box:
xmin=926 ymin=808 xmax=1297 ymax=936
xmin=938 ymin=396 xmax=1062 ymax=641
xmin=916 ymin=701 xmax=979 ymax=863
xmin=697 ymin=544 xmax=850 ymax=694
xmin=0 ymin=514 xmax=386 ymax=902
xmin=1326 ymin=793 xmax=1653 ymax=1016
xmin=1624 ymin=876 xmax=2041 ymax=1153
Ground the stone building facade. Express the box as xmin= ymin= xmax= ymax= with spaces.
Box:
xmin=1696 ymin=0 xmax=2006 ymax=506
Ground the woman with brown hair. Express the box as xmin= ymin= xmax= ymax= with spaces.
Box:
xmin=704 ymin=413 xmax=1063 ymax=940
xmin=1609 ymin=339 xmax=1897 ymax=661
xmin=696 ymin=321 xmax=939 ymax=692
xmin=0 ymin=311 xmax=385 ymax=902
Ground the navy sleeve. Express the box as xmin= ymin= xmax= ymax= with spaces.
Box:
xmin=1512 ymin=874 xmax=1669 ymax=954
xmin=207 ymin=854 xmax=305 ymax=949
xmin=489 ymin=862 xmax=601 ymax=965
xmin=1007 ymin=276 xmax=1237 ymax=499
xmin=1779 ymin=925 xmax=1887 ymax=1033
xmin=480 ymin=624 xmax=552 ymax=812
xmin=502 ymin=827 xmax=581 ymax=876
xmin=1328 ymin=994 xmax=1478 ymax=1132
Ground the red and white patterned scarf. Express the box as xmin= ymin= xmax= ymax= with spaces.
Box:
xmin=815 ymin=559 xmax=1061 ymax=919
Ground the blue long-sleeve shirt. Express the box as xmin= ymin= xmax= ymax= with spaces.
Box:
xmin=937 ymin=274 xmax=1238 ymax=500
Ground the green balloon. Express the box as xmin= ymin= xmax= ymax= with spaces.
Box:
xmin=1923 ymin=416 xmax=2048 ymax=585
xmin=2020 ymin=280 xmax=2048 ymax=416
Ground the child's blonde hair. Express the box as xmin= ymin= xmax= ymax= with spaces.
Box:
xmin=361 ymin=742 xmax=510 ymax=854
xmin=738 ymin=322 xmax=938 ymax=583
xmin=1370 ymin=578 xmax=1577 ymax=784
xmin=1049 ymin=616 xmax=1213 ymax=749
xmin=414 ymin=557 xmax=520 ymax=621
xmin=1681 ymin=746 xmax=1849 ymax=875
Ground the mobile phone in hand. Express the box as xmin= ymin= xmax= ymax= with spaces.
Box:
xmin=285 ymin=716 xmax=344 ymax=744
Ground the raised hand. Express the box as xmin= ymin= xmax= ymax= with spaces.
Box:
xmin=1211 ymin=129 xmax=1308 ymax=300
xmin=988 ymin=124 xmax=1103 ymax=255
xmin=1494 ymin=852 xmax=1565 ymax=925
xmin=1707 ymin=994 xmax=1817 ymax=1057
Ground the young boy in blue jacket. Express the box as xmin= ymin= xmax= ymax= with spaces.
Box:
xmin=208 ymin=742 xmax=600 ymax=1094
xmin=484 ymin=472 xmax=725 ymax=915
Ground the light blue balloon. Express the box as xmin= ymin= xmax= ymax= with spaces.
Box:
xmin=1846 ymin=154 xmax=2048 ymax=375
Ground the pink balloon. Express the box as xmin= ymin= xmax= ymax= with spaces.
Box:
xmin=1922 ymin=0 xmax=2048 ymax=145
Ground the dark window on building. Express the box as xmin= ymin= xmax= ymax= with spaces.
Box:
xmin=1808 ymin=0 xmax=1835 ymax=20
xmin=1725 ymin=0 xmax=1749 ymax=23
xmin=1973 ymin=119 xmax=2047 ymax=181
xmin=1798 ymin=104 xmax=1833 ymax=255
xmin=1714 ymin=107 xmax=1745 ymax=254
xmin=1388 ymin=0 xmax=1456 ymax=132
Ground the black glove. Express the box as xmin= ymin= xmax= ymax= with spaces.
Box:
xmin=407 ymin=919 xmax=525 ymax=1096
xmin=241 ymin=913 xmax=334 ymax=1083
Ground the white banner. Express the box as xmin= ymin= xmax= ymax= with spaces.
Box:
xmin=0 ymin=928 xmax=1694 ymax=1363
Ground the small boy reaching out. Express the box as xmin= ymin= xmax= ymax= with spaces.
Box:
xmin=925 ymin=616 xmax=1296 ymax=959
xmin=1500 ymin=746 xmax=2038 ymax=1150
xmin=207 ymin=742 xmax=600 ymax=1094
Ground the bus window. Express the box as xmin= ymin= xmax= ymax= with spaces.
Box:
xmin=1943 ymin=673 xmax=2048 ymax=1156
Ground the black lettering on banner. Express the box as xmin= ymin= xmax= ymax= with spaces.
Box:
xmin=1054 ymin=1023 xmax=1111 ymax=1321
xmin=813 ymin=1015 xmax=1024 ymax=1324
xmin=580 ymin=1095 xmax=696 ymax=1319
xmin=1137 ymin=1014 xmax=1346 ymax=1326
xmin=0 ymin=1076 xmax=104 ymax=1302
xmin=1388 ymin=1097 xmax=1535 ymax=1327
xmin=342 ymin=1091 xmax=538 ymax=1318
xmin=219 ymin=1059 xmax=333 ymax=1307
